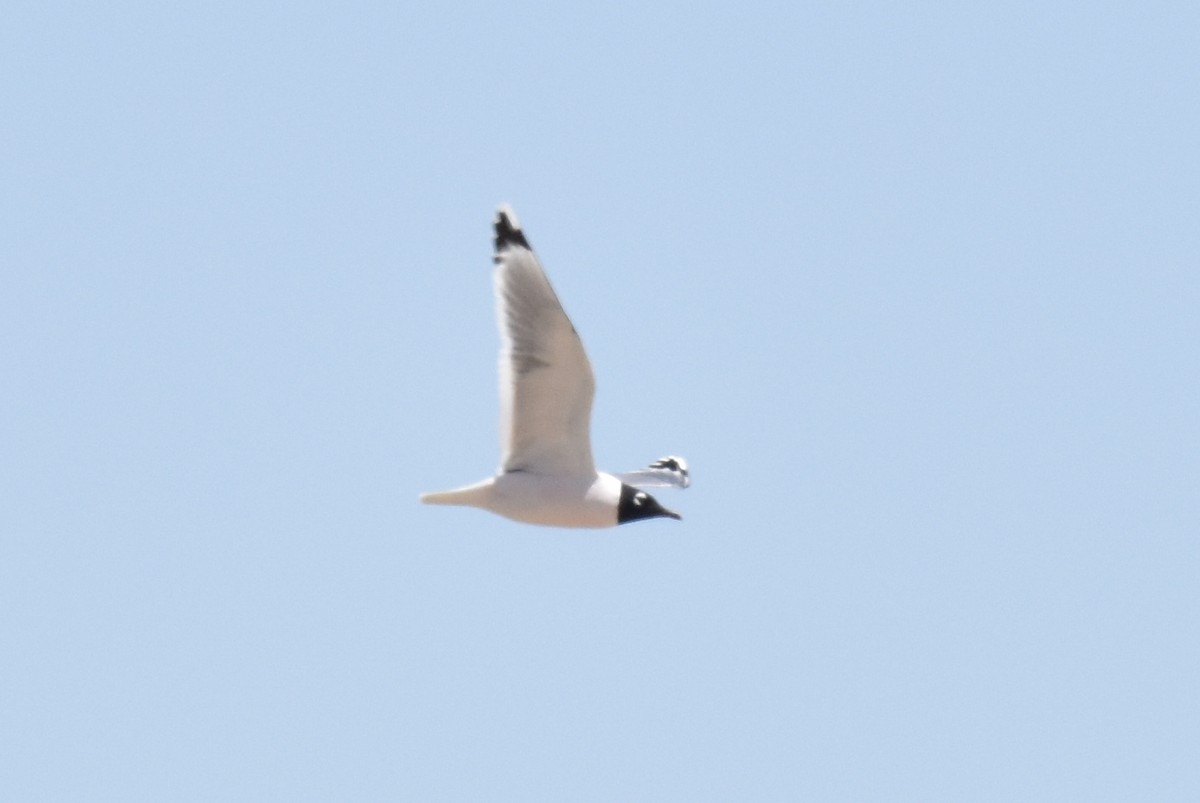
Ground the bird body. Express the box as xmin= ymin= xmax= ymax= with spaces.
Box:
xmin=420 ymin=205 xmax=687 ymax=528
xmin=420 ymin=472 xmax=624 ymax=528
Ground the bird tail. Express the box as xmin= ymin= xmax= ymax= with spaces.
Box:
xmin=419 ymin=490 xmax=463 ymax=505
xmin=418 ymin=480 xmax=492 ymax=507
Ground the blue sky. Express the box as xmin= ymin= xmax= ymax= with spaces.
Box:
xmin=3 ymin=2 xmax=1198 ymax=800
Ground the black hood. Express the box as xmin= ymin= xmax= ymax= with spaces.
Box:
xmin=617 ymin=483 xmax=682 ymax=525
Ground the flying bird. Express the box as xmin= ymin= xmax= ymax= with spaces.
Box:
xmin=420 ymin=205 xmax=689 ymax=527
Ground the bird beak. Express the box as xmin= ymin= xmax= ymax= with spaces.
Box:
xmin=663 ymin=508 xmax=682 ymax=521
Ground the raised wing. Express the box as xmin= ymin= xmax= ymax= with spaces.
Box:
xmin=613 ymin=456 xmax=691 ymax=489
xmin=493 ymin=205 xmax=596 ymax=477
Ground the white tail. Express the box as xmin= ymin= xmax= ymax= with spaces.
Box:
xmin=418 ymin=479 xmax=493 ymax=507
xmin=419 ymin=491 xmax=462 ymax=505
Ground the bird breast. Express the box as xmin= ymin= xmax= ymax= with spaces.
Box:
xmin=487 ymin=472 xmax=623 ymax=528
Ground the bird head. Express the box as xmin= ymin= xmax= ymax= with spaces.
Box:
xmin=617 ymin=483 xmax=682 ymax=525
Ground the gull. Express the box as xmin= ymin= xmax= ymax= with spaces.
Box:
xmin=420 ymin=205 xmax=689 ymax=528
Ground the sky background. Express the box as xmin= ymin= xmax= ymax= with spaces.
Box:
xmin=3 ymin=1 xmax=1198 ymax=800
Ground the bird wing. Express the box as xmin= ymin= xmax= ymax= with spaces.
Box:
xmin=612 ymin=456 xmax=691 ymax=489
xmin=493 ymin=205 xmax=596 ymax=477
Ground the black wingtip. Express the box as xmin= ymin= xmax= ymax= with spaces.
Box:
xmin=493 ymin=204 xmax=531 ymax=253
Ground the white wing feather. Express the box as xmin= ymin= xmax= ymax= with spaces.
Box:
xmin=494 ymin=206 xmax=596 ymax=477
xmin=613 ymin=456 xmax=691 ymax=489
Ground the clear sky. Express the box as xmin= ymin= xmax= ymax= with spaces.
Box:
xmin=3 ymin=2 xmax=1198 ymax=800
